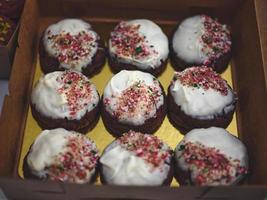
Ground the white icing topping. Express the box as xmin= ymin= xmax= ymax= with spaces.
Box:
xmin=175 ymin=127 xmax=248 ymax=185
xmin=27 ymin=128 xmax=99 ymax=183
xmin=100 ymin=132 xmax=172 ymax=186
xmin=172 ymin=15 xmax=231 ymax=66
xmin=109 ymin=19 xmax=169 ymax=70
xmin=31 ymin=71 xmax=99 ymax=120
xmin=27 ymin=129 xmax=70 ymax=172
xmin=100 ymin=143 xmax=169 ymax=186
xmin=173 ymin=16 xmax=206 ymax=64
xmin=103 ymin=70 xmax=164 ymax=125
xmin=43 ymin=19 xmax=99 ymax=72
xmin=178 ymin=127 xmax=247 ymax=166
xmin=170 ymin=67 xmax=234 ymax=119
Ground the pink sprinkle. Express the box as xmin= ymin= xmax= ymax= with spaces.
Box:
xmin=110 ymin=21 xmax=158 ymax=59
xmin=48 ymin=31 xmax=96 ymax=65
xmin=174 ymin=66 xmax=229 ymax=96
xmin=57 ymin=71 xmax=93 ymax=117
xmin=48 ymin=134 xmax=99 ymax=182
xmin=118 ymin=131 xmax=172 ymax=168
xmin=109 ymin=80 xmax=162 ymax=119
xmin=200 ymin=15 xmax=231 ymax=66
xmin=179 ymin=141 xmax=248 ymax=185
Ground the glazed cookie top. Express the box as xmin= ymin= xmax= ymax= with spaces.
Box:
xmin=26 ymin=128 xmax=99 ymax=184
xmin=100 ymin=131 xmax=172 ymax=185
xmin=31 ymin=70 xmax=99 ymax=120
xmin=103 ymin=70 xmax=164 ymax=125
xmin=109 ymin=19 xmax=169 ymax=70
xmin=172 ymin=15 xmax=231 ymax=66
xmin=170 ymin=66 xmax=235 ymax=119
xmin=175 ymin=127 xmax=248 ymax=186
xmin=43 ymin=19 xmax=99 ymax=72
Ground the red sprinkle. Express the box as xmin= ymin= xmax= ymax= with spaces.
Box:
xmin=200 ymin=15 xmax=231 ymax=66
xmin=104 ymin=80 xmax=162 ymax=119
xmin=118 ymin=131 xmax=172 ymax=168
xmin=110 ymin=21 xmax=158 ymax=59
xmin=178 ymin=141 xmax=248 ymax=185
xmin=174 ymin=66 xmax=228 ymax=95
xmin=47 ymin=30 xmax=97 ymax=65
xmin=47 ymin=134 xmax=99 ymax=183
xmin=57 ymin=71 xmax=94 ymax=118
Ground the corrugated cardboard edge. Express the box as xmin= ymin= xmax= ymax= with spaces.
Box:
xmin=0 ymin=0 xmax=39 ymax=176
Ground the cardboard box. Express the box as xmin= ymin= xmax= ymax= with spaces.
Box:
xmin=0 ymin=178 xmax=267 ymax=199
xmin=0 ymin=0 xmax=267 ymax=198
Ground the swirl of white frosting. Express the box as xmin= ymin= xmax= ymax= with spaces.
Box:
xmin=103 ymin=70 xmax=164 ymax=125
xmin=172 ymin=15 xmax=231 ymax=65
xmin=31 ymin=71 xmax=99 ymax=120
xmin=100 ymin=140 xmax=171 ymax=186
xmin=175 ymin=127 xmax=248 ymax=185
xmin=43 ymin=19 xmax=99 ymax=72
xmin=109 ymin=19 xmax=169 ymax=70
xmin=170 ymin=68 xmax=235 ymax=119
xmin=26 ymin=128 xmax=99 ymax=183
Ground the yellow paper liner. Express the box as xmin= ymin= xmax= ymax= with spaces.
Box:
xmin=18 ymin=58 xmax=238 ymax=187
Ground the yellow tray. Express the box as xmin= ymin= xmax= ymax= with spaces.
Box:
xmin=18 ymin=57 xmax=237 ymax=186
